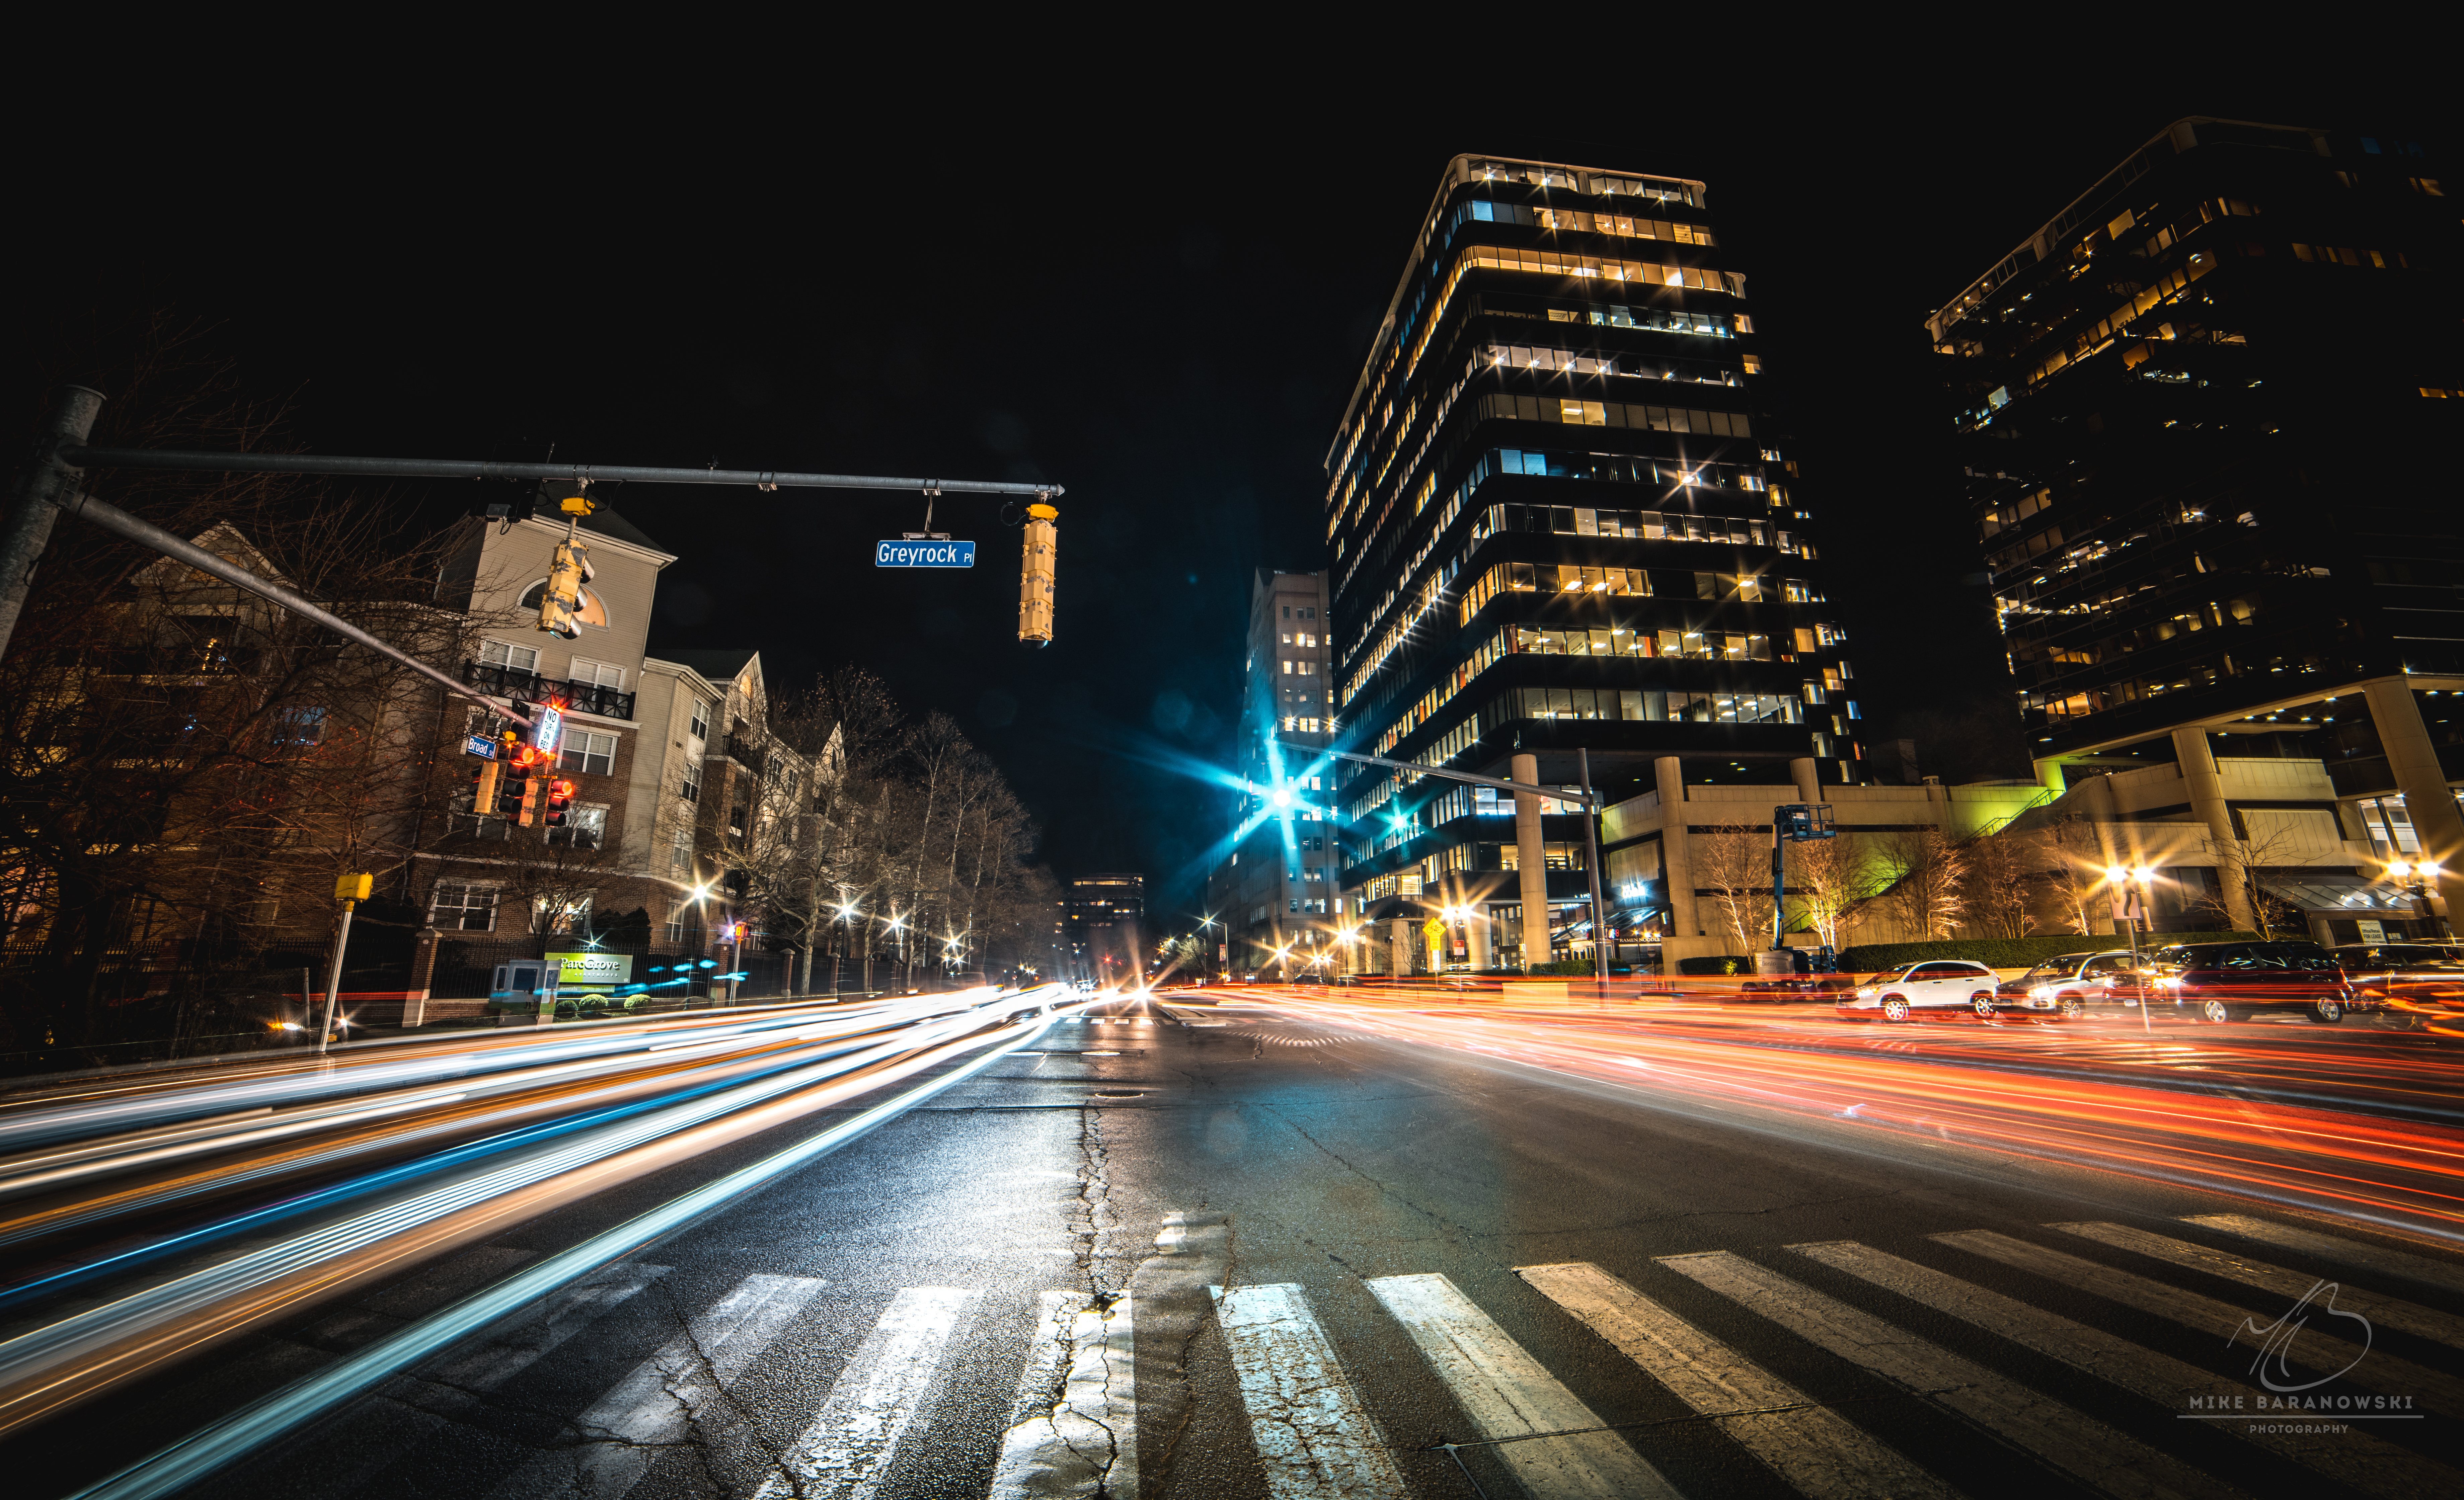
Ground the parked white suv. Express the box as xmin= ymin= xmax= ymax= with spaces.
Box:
xmin=1836 ymin=960 xmax=2002 ymax=1022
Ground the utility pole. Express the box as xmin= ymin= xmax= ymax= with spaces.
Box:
xmin=0 ymin=387 xmax=103 ymax=656
xmin=318 ymin=872 xmax=372 ymax=1054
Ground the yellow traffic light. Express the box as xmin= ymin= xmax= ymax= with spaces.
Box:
xmin=1018 ymin=502 xmax=1058 ymax=648
xmin=538 ymin=540 xmax=593 ymax=639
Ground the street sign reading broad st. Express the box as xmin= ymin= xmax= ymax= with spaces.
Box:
xmin=876 ymin=539 xmax=976 ymax=568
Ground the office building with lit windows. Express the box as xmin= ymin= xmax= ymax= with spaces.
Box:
xmin=1207 ymin=570 xmax=1338 ymax=976
xmin=1061 ymin=873 xmax=1145 ymax=986
xmin=1934 ymin=117 xmax=2461 ymax=932
xmin=1319 ymin=154 xmax=1863 ymax=972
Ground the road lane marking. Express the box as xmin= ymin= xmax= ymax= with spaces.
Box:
xmin=989 ymin=1291 xmax=1137 ymax=1499
xmin=1516 ymin=1260 xmax=1954 ymax=1500
xmin=753 ymin=1286 xmax=972 ymax=1499
xmin=1364 ymin=1271 xmax=1680 ymax=1500
xmin=1934 ymin=1230 xmax=2464 ymax=1417
xmin=1794 ymin=1240 xmax=2451 ymax=1498
xmin=2058 ymin=1222 xmax=2464 ymax=1351
xmin=484 ymin=1271 xmax=826 ymax=1499
xmin=2181 ymin=1214 xmax=2464 ymax=1297
xmin=1209 ymin=1283 xmax=1405 ymax=1498
xmin=1658 ymin=1250 xmax=2235 ymax=1500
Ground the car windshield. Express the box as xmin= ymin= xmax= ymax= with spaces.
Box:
xmin=2018 ymin=957 xmax=2092 ymax=982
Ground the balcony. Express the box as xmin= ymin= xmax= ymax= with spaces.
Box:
xmin=463 ymin=660 xmax=636 ymax=721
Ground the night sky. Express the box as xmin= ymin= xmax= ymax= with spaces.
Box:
xmin=21 ymin=47 xmax=2437 ymax=925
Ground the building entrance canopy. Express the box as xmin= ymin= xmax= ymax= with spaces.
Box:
xmin=2255 ymin=874 xmax=2417 ymax=916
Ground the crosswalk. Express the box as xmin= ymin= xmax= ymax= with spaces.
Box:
xmin=335 ymin=1210 xmax=2460 ymax=1500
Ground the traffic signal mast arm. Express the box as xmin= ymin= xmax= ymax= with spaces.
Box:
xmin=1276 ymin=740 xmax=1602 ymax=808
xmin=57 ymin=447 xmax=1066 ymax=499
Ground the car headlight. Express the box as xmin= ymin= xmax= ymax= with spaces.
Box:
xmin=2028 ymin=985 xmax=2054 ymax=999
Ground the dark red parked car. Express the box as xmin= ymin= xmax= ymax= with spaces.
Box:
xmin=2148 ymin=941 xmax=2354 ymax=1024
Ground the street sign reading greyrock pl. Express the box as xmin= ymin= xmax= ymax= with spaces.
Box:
xmin=876 ymin=539 xmax=976 ymax=568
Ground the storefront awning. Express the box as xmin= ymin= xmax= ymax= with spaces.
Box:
xmin=2255 ymin=874 xmax=2418 ymax=915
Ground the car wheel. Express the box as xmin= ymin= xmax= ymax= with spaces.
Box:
xmin=2060 ymin=994 xmax=2086 ymax=1020
xmin=1972 ymin=993 xmax=1998 ymax=1018
xmin=1881 ymin=997 xmax=1910 ymax=1022
xmin=2309 ymin=997 xmax=2344 ymax=1024
xmin=2200 ymin=998 xmax=2232 ymax=1024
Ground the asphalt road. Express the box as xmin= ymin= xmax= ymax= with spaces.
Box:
xmin=15 ymin=993 xmax=2463 ymax=1500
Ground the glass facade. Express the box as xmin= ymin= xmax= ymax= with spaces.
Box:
xmin=1322 ymin=153 xmax=1860 ymax=934
xmin=1931 ymin=118 xmax=2459 ymax=769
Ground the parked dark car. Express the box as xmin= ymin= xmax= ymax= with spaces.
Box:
xmin=2148 ymin=941 xmax=2354 ymax=1023
xmin=2327 ymin=942 xmax=2464 ymax=1011
xmin=1989 ymin=950 xmax=2153 ymax=1018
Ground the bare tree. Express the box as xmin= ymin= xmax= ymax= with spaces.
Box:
xmin=1689 ymin=824 xmax=1774 ymax=955
xmin=1960 ymin=824 xmax=2038 ymax=939
xmin=1875 ymin=829 xmax=1967 ymax=941
xmin=4 ymin=326 xmax=478 ymax=1056
xmin=1787 ymin=835 xmax=1887 ymax=950
xmin=2193 ymin=823 xmax=2310 ymax=938
xmin=2042 ymin=814 xmax=2110 ymax=935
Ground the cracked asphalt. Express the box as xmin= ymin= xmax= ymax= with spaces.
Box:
xmin=18 ymin=995 xmax=2454 ymax=1500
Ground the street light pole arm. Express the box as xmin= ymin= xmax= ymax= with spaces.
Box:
xmin=1276 ymin=741 xmax=1601 ymax=809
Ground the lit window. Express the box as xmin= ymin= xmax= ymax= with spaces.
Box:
xmin=560 ymin=730 xmax=618 ymax=776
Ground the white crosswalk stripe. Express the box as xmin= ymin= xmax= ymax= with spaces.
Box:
xmin=2182 ymin=1213 xmax=2464 ymax=1296
xmin=988 ymin=1290 xmax=1137 ymax=1499
xmin=1209 ymin=1282 xmax=1405 ymax=1499
xmin=2056 ymin=1221 xmax=2464 ymax=1350
xmin=1366 ymin=1271 xmax=1682 ymax=1500
xmin=420 ymin=1212 xmax=2463 ymax=1500
xmin=1517 ymin=1260 xmax=1956 ymax=1500
xmin=484 ymin=1272 xmax=827 ymax=1499
xmin=1659 ymin=1249 xmax=2238 ymax=1500
xmin=752 ymin=1285 xmax=973 ymax=1500
xmin=1794 ymin=1238 xmax=2456 ymax=1498
xmin=1935 ymin=1229 xmax=2464 ymax=1418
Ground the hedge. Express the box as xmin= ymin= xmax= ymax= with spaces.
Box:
xmin=1837 ymin=932 xmax=2260 ymax=972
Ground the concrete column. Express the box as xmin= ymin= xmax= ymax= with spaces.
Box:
xmin=1469 ymin=907 xmax=1494 ymax=971
xmin=1789 ymin=756 xmax=1821 ymax=808
xmin=2034 ymin=757 xmax=2068 ymax=795
xmin=1512 ymin=752 xmax=1550 ymax=970
xmin=1390 ymin=917 xmax=1412 ymax=977
xmin=1654 ymin=756 xmax=1698 ymax=939
xmin=2365 ymin=680 xmax=2463 ymax=932
xmin=2172 ymin=726 xmax=2255 ymax=931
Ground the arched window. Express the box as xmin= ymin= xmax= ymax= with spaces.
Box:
xmin=518 ymin=580 xmax=610 ymax=630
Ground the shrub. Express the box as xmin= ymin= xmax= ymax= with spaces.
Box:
xmin=1838 ymin=932 xmax=2260 ymax=972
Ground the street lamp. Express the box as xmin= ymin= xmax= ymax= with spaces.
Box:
xmin=2387 ymin=859 xmax=2446 ymax=937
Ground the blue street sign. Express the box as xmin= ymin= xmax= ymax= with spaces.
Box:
xmin=464 ymin=734 xmax=497 ymax=759
xmin=876 ymin=539 xmax=976 ymax=568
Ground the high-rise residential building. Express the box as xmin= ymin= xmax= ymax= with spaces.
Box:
xmin=1206 ymin=570 xmax=1337 ymax=976
xmin=1932 ymin=117 xmax=2460 ymax=931
xmin=1319 ymin=154 xmax=1861 ymax=972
